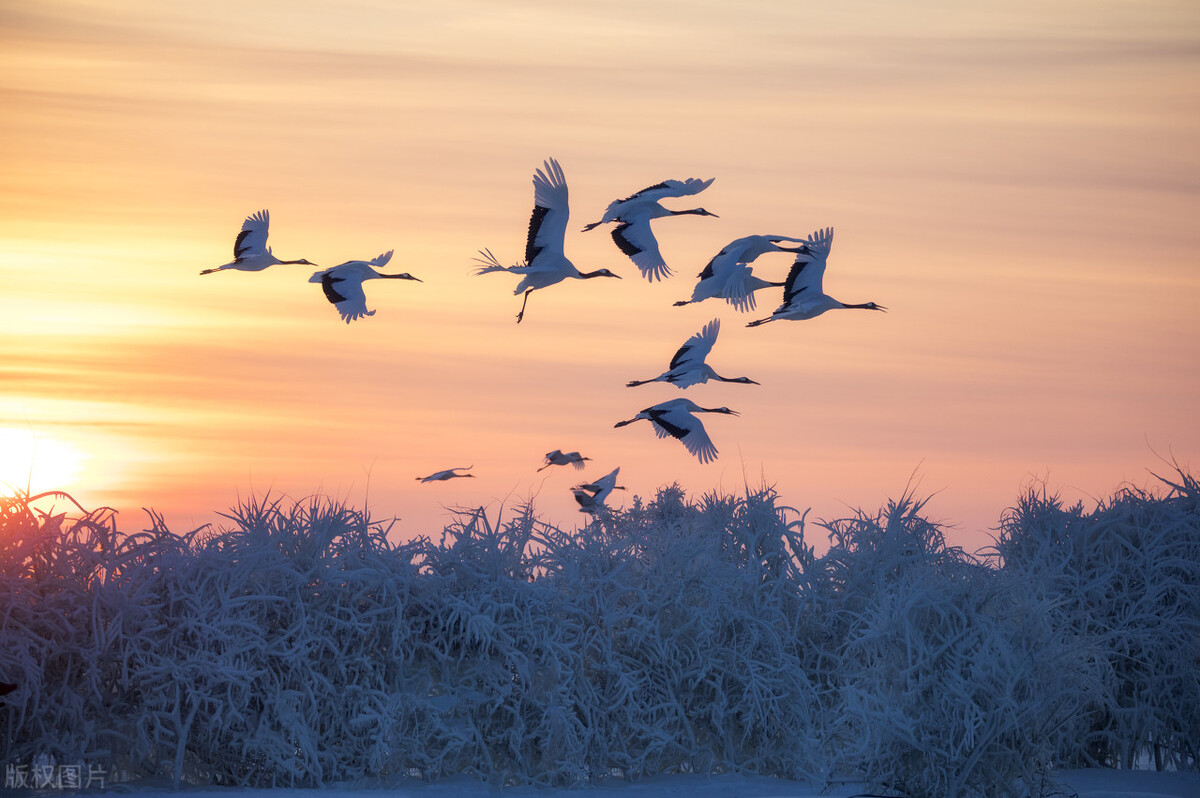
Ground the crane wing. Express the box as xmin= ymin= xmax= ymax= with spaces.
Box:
xmin=655 ymin=407 xmax=718 ymax=464
xmin=586 ymin=467 xmax=622 ymax=503
xmin=592 ymin=467 xmax=620 ymax=492
xmin=646 ymin=405 xmax=690 ymax=441
xmin=720 ymin=263 xmax=760 ymax=312
xmin=680 ymin=422 xmax=719 ymax=464
xmin=612 ymin=220 xmax=670 ymax=282
xmin=233 ymin=209 xmax=271 ymax=260
xmin=782 ymin=228 xmax=833 ymax=304
xmin=618 ymin=177 xmax=714 ymax=204
xmin=321 ymin=271 xmax=372 ymax=323
xmin=526 ymin=158 xmax=570 ymax=265
xmin=668 ymin=318 xmax=720 ymax=371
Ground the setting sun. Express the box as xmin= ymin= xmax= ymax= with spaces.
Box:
xmin=0 ymin=427 xmax=83 ymax=494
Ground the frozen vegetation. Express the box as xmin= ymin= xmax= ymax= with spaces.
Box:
xmin=1 ymin=470 xmax=1198 ymax=797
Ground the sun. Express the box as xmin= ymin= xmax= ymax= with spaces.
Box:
xmin=0 ymin=428 xmax=84 ymax=494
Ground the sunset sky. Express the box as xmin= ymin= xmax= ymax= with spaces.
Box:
xmin=1 ymin=0 xmax=1197 ymax=553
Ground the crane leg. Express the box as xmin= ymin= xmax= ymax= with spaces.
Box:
xmin=516 ymin=289 xmax=533 ymax=323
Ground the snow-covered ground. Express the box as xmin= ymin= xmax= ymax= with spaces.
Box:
xmin=46 ymin=770 xmax=1198 ymax=798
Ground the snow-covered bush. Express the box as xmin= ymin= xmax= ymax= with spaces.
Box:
xmin=0 ymin=491 xmax=136 ymax=770
xmin=819 ymin=494 xmax=1100 ymax=797
xmin=990 ymin=468 xmax=1200 ymax=771
xmin=1 ymin=473 xmax=1197 ymax=792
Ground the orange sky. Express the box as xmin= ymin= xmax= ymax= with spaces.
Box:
xmin=1 ymin=0 xmax=1198 ymax=553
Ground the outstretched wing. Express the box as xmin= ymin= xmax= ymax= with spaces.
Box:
xmin=612 ymin=220 xmax=670 ymax=282
xmin=370 ymin=250 xmax=394 ymax=267
xmin=679 ymin=421 xmax=719 ymax=463
xmin=234 ymin=209 xmax=270 ymax=260
xmin=782 ymin=228 xmax=834 ymax=304
xmin=322 ymin=271 xmax=372 ymax=323
xmin=652 ymin=405 xmax=719 ymax=463
xmin=702 ymin=233 xmax=791 ymax=277
xmin=668 ymin=318 xmax=720 ymax=371
xmin=617 ymin=177 xmax=714 ymax=205
xmin=590 ymin=467 xmax=620 ymax=496
xmin=526 ymin=158 xmax=570 ymax=266
xmin=720 ymin=263 xmax=761 ymax=312
xmin=646 ymin=406 xmax=689 ymax=441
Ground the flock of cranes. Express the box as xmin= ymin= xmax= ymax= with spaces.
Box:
xmin=202 ymin=158 xmax=884 ymax=513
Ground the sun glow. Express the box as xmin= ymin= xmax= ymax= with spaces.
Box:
xmin=0 ymin=428 xmax=84 ymax=495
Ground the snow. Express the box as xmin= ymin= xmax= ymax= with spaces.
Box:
xmin=26 ymin=770 xmax=1198 ymax=798
xmin=3 ymin=476 xmax=1198 ymax=797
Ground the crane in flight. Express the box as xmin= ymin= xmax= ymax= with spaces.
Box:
xmin=614 ymin=398 xmax=738 ymax=464
xmin=673 ymin=234 xmax=805 ymax=311
xmin=308 ymin=250 xmax=421 ymax=323
xmin=572 ymin=467 xmax=626 ymax=513
xmin=417 ymin=466 xmax=475 ymax=482
xmin=201 ymin=209 xmax=317 ymax=274
xmin=581 ymin=177 xmax=717 ymax=282
xmin=627 ymin=318 xmax=758 ymax=389
xmin=474 ymin=158 xmax=621 ymax=323
xmin=746 ymin=228 xmax=886 ymax=326
xmin=538 ymin=450 xmax=591 ymax=471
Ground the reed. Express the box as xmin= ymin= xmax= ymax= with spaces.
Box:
xmin=1 ymin=471 xmax=1196 ymax=795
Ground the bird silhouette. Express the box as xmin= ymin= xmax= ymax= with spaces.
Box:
xmin=201 ymin=209 xmax=316 ymax=274
xmin=746 ymin=227 xmax=886 ymax=326
xmin=475 ymin=158 xmax=621 ymax=322
xmin=308 ymin=250 xmax=421 ymax=323
xmin=627 ymin=318 xmax=758 ymax=389
xmin=417 ymin=466 xmax=475 ymax=482
xmin=572 ymin=467 xmax=626 ymax=513
xmin=614 ymin=398 xmax=738 ymax=464
xmin=673 ymin=234 xmax=805 ymax=311
xmin=538 ymin=450 xmax=591 ymax=471
xmin=581 ymin=178 xmax=717 ymax=282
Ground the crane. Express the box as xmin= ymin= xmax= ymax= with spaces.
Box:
xmin=201 ymin=209 xmax=316 ymax=274
xmin=746 ymin=228 xmax=886 ymax=326
xmin=308 ymin=250 xmax=421 ymax=323
xmin=417 ymin=466 xmax=475 ymax=482
xmin=627 ymin=318 xmax=758 ymax=388
xmin=673 ymin=234 xmax=805 ymax=311
xmin=581 ymin=177 xmax=717 ymax=282
xmin=614 ymin=398 xmax=738 ymax=464
xmin=474 ymin=158 xmax=621 ymax=322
